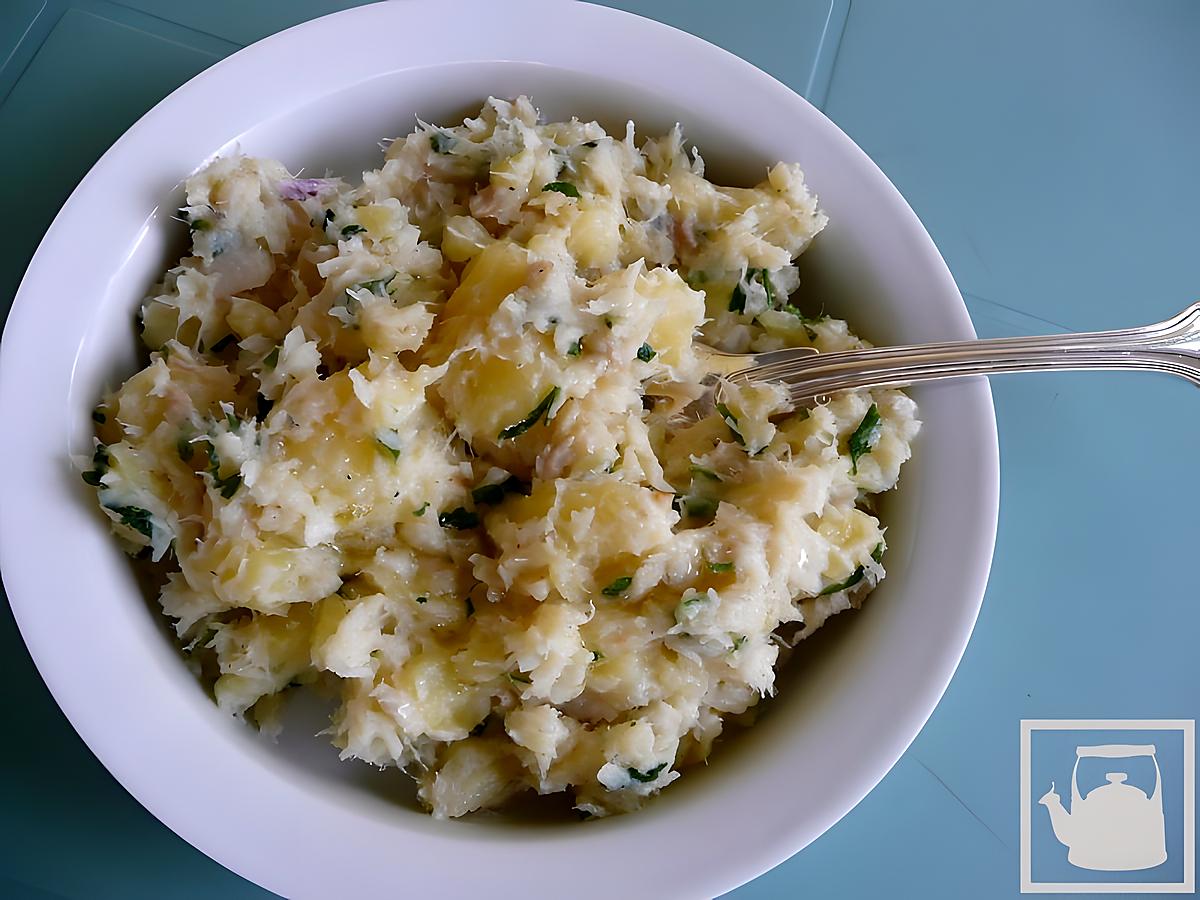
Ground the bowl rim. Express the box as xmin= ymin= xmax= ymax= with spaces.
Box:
xmin=0 ymin=1 xmax=999 ymax=897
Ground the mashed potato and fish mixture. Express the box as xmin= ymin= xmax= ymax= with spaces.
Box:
xmin=83 ymin=97 xmax=919 ymax=818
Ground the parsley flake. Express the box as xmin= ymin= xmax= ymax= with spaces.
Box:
xmin=438 ymin=507 xmax=479 ymax=530
xmin=601 ymin=576 xmax=633 ymax=597
xmin=848 ymin=403 xmax=882 ymax=474
xmin=715 ymin=403 xmax=745 ymax=446
xmin=471 ymin=475 xmax=528 ymax=506
xmin=728 ymin=282 xmax=746 ymax=313
xmin=627 ymin=762 xmax=668 ymax=783
xmin=82 ymin=444 xmax=110 ymax=486
xmin=107 ymin=505 xmax=154 ymax=540
xmin=498 ymin=387 xmax=560 ymax=441
xmin=430 ymin=132 xmax=457 ymax=154
xmin=819 ymin=566 xmax=865 ymax=596
xmin=542 ymin=181 xmax=580 ymax=198
xmin=375 ymin=429 xmax=402 ymax=462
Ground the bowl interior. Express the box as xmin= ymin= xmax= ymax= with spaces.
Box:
xmin=3 ymin=5 xmax=996 ymax=897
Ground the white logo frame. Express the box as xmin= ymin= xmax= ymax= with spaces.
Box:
xmin=1020 ymin=719 xmax=1195 ymax=893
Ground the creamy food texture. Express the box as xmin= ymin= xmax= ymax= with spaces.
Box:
xmin=83 ymin=96 xmax=919 ymax=818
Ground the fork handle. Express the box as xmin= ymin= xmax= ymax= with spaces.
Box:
xmin=734 ymin=302 xmax=1200 ymax=402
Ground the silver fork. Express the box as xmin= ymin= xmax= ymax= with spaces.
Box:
xmin=696 ymin=302 xmax=1200 ymax=404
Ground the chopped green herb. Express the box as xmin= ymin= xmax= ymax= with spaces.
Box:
xmin=636 ymin=343 xmax=657 ymax=362
xmin=601 ymin=576 xmax=633 ymax=597
xmin=498 ymin=387 xmax=560 ymax=441
xmin=210 ymin=333 xmax=236 ymax=353
xmin=471 ymin=475 xmax=528 ymax=506
xmin=715 ymin=403 xmax=745 ymax=446
xmin=225 ymin=410 xmax=239 ymax=431
xmin=415 ymin=596 xmax=428 ymax=604
xmin=566 ymin=338 xmax=583 ymax=357
xmin=708 ymin=560 xmax=735 ymax=574
xmin=471 ymin=482 xmax=505 ymax=505
xmin=256 ymin=394 xmax=274 ymax=420
xmin=507 ymin=672 xmax=532 ymax=685
xmin=375 ymin=429 xmax=402 ymax=462
xmin=847 ymin=403 xmax=881 ymax=474
xmin=685 ymin=271 xmax=708 ymax=287
xmin=91 ymin=409 xmax=106 ymax=424
xmin=412 ymin=502 xmax=430 ymax=517
xmin=176 ymin=435 xmax=194 ymax=462
xmin=188 ymin=218 xmax=212 ymax=233
xmin=728 ymin=282 xmax=746 ymax=314
xmin=217 ymin=474 xmax=242 ymax=499
xmin=756 ymin=268 xmax=776 ymax=307
xmin=819 ymin=566 xmax=865 ymax=596
xmin=357 ymin=273 xmax=396 ymax=296
xmin=108 ymin=505 xmax=154 ymax=540
xmin=779 ymin=303 xmax=826 ymax=325
xmin=680 ymin=591 xmax=708 ymax=610
xmin=542 ymin=181 xmax=580 ymax=198
xmin=430 ymin=131 xmax=457 ymax=154
xmin=201 ymin=438 xmax=242 ymax=499
xmin=732 ymin=634 xmax=747 ymax=652
xmin=689 ymin=465 xmax=721 ymax=482
xmin=263 ymin=346 xmax=280 ymax=370
xmin=340 ymin=224 xmax=367 ymax=238
xmin=627 ymin=762 xmax=668 ymax=783
xmin=683 ymin=496 xmax=718 ymax=519
xmin=82 ymin=443 xmax=110 ymax=486
xmin=438 ymin=507 xmax=479 ymax=530
xmin=871 ymin=541 xmax=885 ymax=563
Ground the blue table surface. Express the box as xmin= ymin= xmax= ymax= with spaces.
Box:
xmin=2 ymin=1 xmax=1198 ymax=897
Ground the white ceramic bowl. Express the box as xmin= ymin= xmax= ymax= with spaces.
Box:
xmin=0 ymin=2 xmax=998 ymax=897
